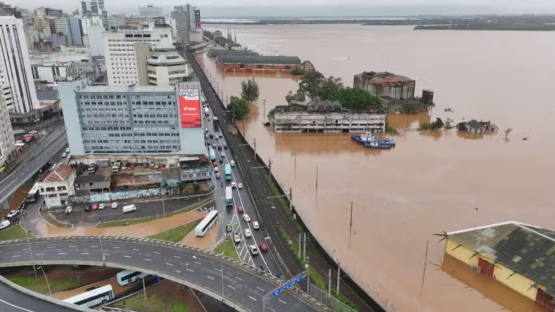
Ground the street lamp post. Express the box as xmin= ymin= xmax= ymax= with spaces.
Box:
xmin=221 ymin=234 xmax=226 ymax=299
xmin=37 ymin=266 xmax=51 ymax=296
xmin=161 ymin=182 xmax=168 ymax=239
xmin=20 ymin=211 xmax=37 ymax=279
xmin=99 ymin=217 xmax=105 ymax=264
xmin=305 ymin=257 xmax=310 ymax=294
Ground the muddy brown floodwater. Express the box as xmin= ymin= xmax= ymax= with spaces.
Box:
xmin=202 ymin=24 xmax=555 ymax=312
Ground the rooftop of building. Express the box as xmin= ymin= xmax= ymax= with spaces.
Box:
xmin=37 ymin=90 xmax=58 ymax=101
xmin=217 ymin=55 xmax=302 ymax=65
xmin=153 ymin=37 xmax=176 ymax=51
xmin=78 ymin=85 xmax=176 ymax=93
xmin=41 ymin=163 xmax=74 ymax=183
xmin=273 ymin=98 xmax=385 ymax=115
xmin=356 ymin=71 xmax=415 ymax=84
xmin=447 ymin=221 xmax=555 ymax=297
xmin=148 ymin=54 xmax=186 ymax=66
xmin=207 ymin=49 xmax=259 ymax=58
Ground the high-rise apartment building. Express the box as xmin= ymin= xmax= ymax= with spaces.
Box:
xmin=103 ymin=26 xmax=172 ymax=85
xmin=0 ymin=88 xmax=15 ymax=166
xmin=0 ymin=16 xmax=39 ymax=113
xmin=147 ymin=38 xmax=189 ymax=86
xmin=59 ymin=82 xmax=205 ymax=155
xmin=171 ymin=5 xmax=187 ymax=44
xmin=54 ymin=17 xmax=73 ymax=45
xmin=139 ymin=5 xmax=163 ymax=20
xmin=69 ymin=16 xmax=83 ymax=46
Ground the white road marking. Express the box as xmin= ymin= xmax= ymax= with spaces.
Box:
xmin=166 ymin=262 xmax=173 ymax=266
xmin=256 ymin=286 xmax=264 ymax=292
xmin=235 ymin=276 xmax=243 ymax=281
xmin=186 ymin=268 xmax=194 ymax=272
xmin=207 ymin=275 xmax=215 ymax=280
xmin=268 ymin=308 xmax=276 ymax=312
xmin=145 ymin=258 xmax=152 ymax=261
xmin=12 ymin=255 xmax=20 ymax=258
xmin=59 ymin=253 xmax=67 ymax=255
xmin=21 ymin=248 xmax=27 ymax=251
xmin=194 ymin=261 xmax=202 ymax=265
xmin=35 ymin=253 xmax=44 ymax=256
xmin=153 ymin=251 xmax=160 ymax=254
xmin=124 ymin=255 xmax=132 ymax=258
xmin=249 ymin=296 xmax=257 ymax=302
xmin=47 ymin=246 xmax=55 ymax=249
xmin=69 ymin=246 xmax=77 ymax=248
xmin=278 ymin=299 xmax=287 ymax=304
xmin=81 ymin=253 xmax=89 ymax=255
xmin=227 ymin=285 xmax=235 ymax=290
xmin=192 ymin=255 xmax=196 ymax=259
xmin=173 ymin=256 xmax=180 ymax=259
xmin=133 ymin=249 xmax=140 ymax=251
xmin=104 ymin=253 xmax=111 ymax=256
xmin=0 ymin=298 xmax=34 ymax=312
xmin=91 ymin=246 xmax=99 ymax=248
xmin=113 ymin=246 xmax=120 ymax=249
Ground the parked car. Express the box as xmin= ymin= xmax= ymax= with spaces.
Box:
xmin=61 ymin=152 xmax=67 ymax=158
xmin=234 ymin=234 xmax=241 ymax=243
xmin=85 ymin=205 xmax=91 ymax=212
xmin=209 ymin=134 xmax=214 ymax=139
xmin=6 ymin=210 xmax=19 ymax=219
xmin=237 ymin=206 xmax=243 ymax=213
xmin=0 ymin=219 xmax=10 ymax=230
xmin=99 ymin=203 xmax=106 ymax=210
xmin=259 ymin=242 xmax=268 ymax=252
xmin=226 ymin=224 xmax=232 ymax=232
xmin=216 ymin=172 xmax=221 ymax=179
xmin=252 ymin=221 xmax=260 ymax=230
xmin=230 ymin=160 xmax=235 ymax=167
xmin=231 ymin=181 xmax=237 ymax=188
xmin=91 ymin=203 xmax=99 ymax=211
xmin=238 ymin=183 xmax=243 ymax=189
xmin=243 ymin=214 xmax=251 ymax=222
xmin=213 ymin=161 xmax=218 ymax=167
xmin=212 ymin=143 xmax=216 ymax=148
xmin=111 ymin=202 xmax=118 ymax=209
xmin=219 ymin=133 xmax=223 ymax=138
xmin=244 ymin=229 xmax=252 ymax=238
xmin=65 ymin=206 xmax=73 ymax=214
xmin=219 ymin=157 xmax=223 ymax=163
xmin=223 ymin=144 xmax=228 ymax=149
xmin=65 ymin=148 xmax=70 ymax=153
xmin=249 ymin=245 xmax=259 ymax=256
xmin=217 ymin=145 xmax=222 ymax=151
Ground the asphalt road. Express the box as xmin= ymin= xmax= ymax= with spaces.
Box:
xmin=51 ymin=195 xmax=210 ymax=227
xmin=0 ymin=238 xmax=320 ymax=312
xmin=203 ymin=107 xmax=283 ymax=276
xmin=0 ymin=280 xmax=79 ymax=312
xmin=0 ymin=126 xmax=68 ymax=204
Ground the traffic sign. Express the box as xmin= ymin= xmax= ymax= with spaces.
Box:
xmin=284 ymin=281 xmax=292 ymax=291
xmin=272 ymin=288 xmax=281 ymax=297
xmin=294 ymin=274 xmax=303 ymax=283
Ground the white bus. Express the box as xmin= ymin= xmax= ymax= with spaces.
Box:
xmin=225 ymin=186 xmax=233 ymax=207
xmin=195 ymin=210 xmax=218 ymax=237
xmin=117 ymin=270 xmax=147 ymax=286
xmin=63 ymin=284 xmax=114 ymax=308
xmin=26 ymin=183 xmax=40 ymax=203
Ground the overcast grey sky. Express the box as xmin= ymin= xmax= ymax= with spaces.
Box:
xmin=7 ymin=0 xmax=555 ymax=16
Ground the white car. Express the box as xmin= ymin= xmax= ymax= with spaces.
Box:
xmin=111 ymin=202 xmax=118 ymax=209
xmin=230 ymin=160 xmax=235 ymax=167
xmin=249 ymin=245 xmax=259 ymax=256
xmin=231 ymin=181 xmax=237 ymax=188
xmin=243 ymin=214 xmax=251 ymax=222
xmin=234 ymin=234 xmax=241 ymax=243
xmin=238 ymin=183 xmax=243 ymax=189
xmin=244 ymin=229 xmax=252 ymax=237
xmin=65 ymin=148 xmax=70 ymax=153
xmin=99 ymin=203 xmax=106 ymax=210
xmin=65 ymin=206 xmax=73 ymax=214
xmin=252 ymin=221 xmax=260 ymax=230
xmin=7 ymin=210 xmax=19 ymax=218
xmin=0 ymin=220 xmax=10 ymax=230
xmin=61 ymin=152 xmax=67 ymax=158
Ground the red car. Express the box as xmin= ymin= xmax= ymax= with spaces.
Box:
xmin=213 ymin=161 xmax=218 ymax=167
xmin=260 ymin=242 xmax=268 ymax=252
xmin=237 ymin=206 xmax=244 ymax=213
xmin=91 ymin=203 xmax=99 ymax=211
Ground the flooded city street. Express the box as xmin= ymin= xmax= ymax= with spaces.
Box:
xmin=203 ymin=24 xmax=555 ymax=311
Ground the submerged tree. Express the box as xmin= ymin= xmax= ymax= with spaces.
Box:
xmin=227 ymin=96 xmax=250 ymax=120
xmin=240 ymin=78 xmax=260 ymax=105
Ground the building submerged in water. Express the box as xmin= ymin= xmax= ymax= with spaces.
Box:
xmin=269 ymin=98 xmax=386 ymax=133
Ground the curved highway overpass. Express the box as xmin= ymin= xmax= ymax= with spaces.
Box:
xmin=0 ymin=236 xmax=329 ymax=312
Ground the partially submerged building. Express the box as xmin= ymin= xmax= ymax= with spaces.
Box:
xmin=354 ymin=71 xmax=416 ymax=100
xmin=216 ymin=55 xmax=304 ymax=74
xmin=443 ymin=221 xmax=555 ymax=310
xmin=38 ymin=163 xmax=76 ymax=208
xmin=457 ymin=120 xmax=498 ymax=134
xmin=270 ymin=98 xmax=386 ymax=133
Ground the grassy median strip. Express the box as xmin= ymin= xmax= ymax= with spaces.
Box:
xmin=97 ymin=199 xmax=212 ymax=228
xmin=8 ymin=275 xmax=86 ymax=294
xmin=146 ymin=220 xmax=200 ymax=243
xmin=0 ymin=225 xmax=36 ymax=241
xmin=214 ymin=236 xmax=239 ymax=261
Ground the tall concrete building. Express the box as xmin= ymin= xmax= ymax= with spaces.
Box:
xmin=54 ymin=17 xmax=73 ymax=45
xmin=171 ymin=5 xmax=187 ymax=44
xmin=103 ymin=26 xmax=172 ymax=85
xmin=59 ymin=82 xmax=205 ymax=155
xmin=147 ymin=38 xmax=189 ymax=86
xmin=88 ymin=25 xmax=104 ymax=56
xmin=354 ymin=71 xmax=416 ymax=101
xmin=0 ymin=88 xmax=15 ymax=166
xmin=68 ymin=16 xmax=83 ymax=46
xmin=139 ymin=5 xmax=163 ymax=20
xmin=0 ymin=16 xmax=39 ymax=113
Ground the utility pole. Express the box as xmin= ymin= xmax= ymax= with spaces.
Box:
xmin=420 ymin=240 xmax=430 ymax=298
xmin=294 ymin=152 xmax=297 ymax=181
xmin=263 ymin=99 xmax=266 ymax=123
xmin=336 ymin=263 xmax=341 ymax=295
xmin=315 ymin=167 xmax=319 ymax=197
xmin=143 ymin=275 xmax=147 ymax=299
xmin=289 ymin=188 xmax=293 ymax=211
xmin=20 ymin=211 xmax=37 ymax=279
xmin=162 ymin=186 xmax=168 ymax=239
xmin=349 ymin=202 xmax=354 ymax=249
xmin=306 ymin=257 xmax=310 ymax=294
xmin=253 ymin=138 xmax=256 ymax=157
xmin=298 ymin=233 xmax=302 ymax=256
xmin=268 ymin=158 xmax=272 ymax=184
xmin=328 ymin=269 xmax=332 ymax=297
xmin=303 ymin=233 xmax=307 ymax=259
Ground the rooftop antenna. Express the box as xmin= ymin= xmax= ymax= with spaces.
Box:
xmin=234 ymin=28 xmax=237 ymax=42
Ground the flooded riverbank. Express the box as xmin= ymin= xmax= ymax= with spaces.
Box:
xmin=203 ymin=24 xmax=555 ymax=311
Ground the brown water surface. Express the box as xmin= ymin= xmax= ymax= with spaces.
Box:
xmin=203 ymin=24 xmax=555 ymax=311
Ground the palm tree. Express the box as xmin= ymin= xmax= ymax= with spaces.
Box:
xmin=241 ymin=78 xmax=260 ymax=104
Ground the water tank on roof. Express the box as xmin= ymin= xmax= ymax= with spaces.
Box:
xmin=422 ymin=89 xmax=434 ymax=104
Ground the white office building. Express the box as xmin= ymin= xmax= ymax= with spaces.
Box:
xmin=0 ymin=16 xmax=39 ymax=113
xmin=38 ymin=163 xmax=76 ymax=208
xmin=0 ymin=89 xmax=15 ymax=166
xmin=103 ymin=26 xmax=172 ymax=86
xmin=147 ymin=38 xmax=189 ymax=86
xmin=139 ymin=5 xmax=163 ymax=20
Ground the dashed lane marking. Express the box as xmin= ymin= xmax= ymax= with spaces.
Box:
xmin=81 ymin=253 xmax=89 ymax=255
xmin=256 ymin=286 xmax=264 ymax=292
xmin=35 ymin=253 xmax=44 ymax=256
xmin=278 ymin=299 xmax=287 ymax=304
xmin=235 ymin=276 xmax=243 ymax=281
xmin=166 ymin=263 xmax=173 ymax=266
xmin=173 ymin=256 xmax=180 ymax=259
xmin=153 ymin=251 xmax=160 ymax=254
xmin=59 ymin=253 xmax=67 ymax=255
xmin=227 ymin=285 xmax=235 ymax=290
xmin=186 ymin=268 xmax=194 ymax=272
xmin=144 ymin=258 xmax=152 ymax=261
xmin=124 ymin=255 xmax=132 ymax=258
xmin=194 ymin=261 xmax=202 ymax=265
xmin=249 ymin=296 xmax=257 ymax=302
xmin=207 ymin=276 xmax=215 ymax=280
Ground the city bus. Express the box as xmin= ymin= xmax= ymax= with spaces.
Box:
xmin=225 ymin=186 xmax=233 ymax=207
xmin=26 ymin=183 xmax=40 ymax=203
xmin=195 ymin=210 xmax=218 ymax=237
xmin=224 ymin=164 xmax=232 ymax=181
xmin=63 ymin=284 xmax=115 ymax=308
xmin=117 ymin=270 xmax=147 ymax=286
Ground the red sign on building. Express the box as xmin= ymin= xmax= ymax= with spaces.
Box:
xmin=178 ymin=88 xmax=201 ymax=128
xmin=194 ymin=10 xmax=201 ymax=29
